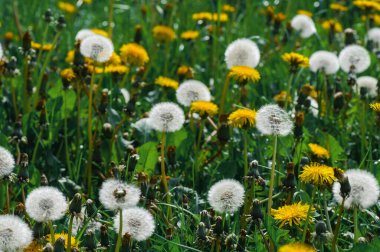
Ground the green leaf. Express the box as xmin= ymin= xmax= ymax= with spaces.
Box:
xmin=135 ymin=141 xmax=159 ymax=175
xmin=322 ymin=134 xmax=344 ymax=165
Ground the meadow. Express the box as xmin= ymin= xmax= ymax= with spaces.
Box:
xmin=0 ymin=0 xmax=380 ymax=251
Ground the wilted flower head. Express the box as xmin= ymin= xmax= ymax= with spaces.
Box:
xmin=338 ymin=45 xmax=370 ymax=73
xmin=75 ymin=29 xmax=96 ymax=41
xmin=207 ymin=179 xmax=245 ymax=214
xmin=148 ymin=102 xmax=185 ymax=132
xmin=80 ymin=35 xmax=114 ymax=63
xmin=367 ymin=28 xmax=380 ymax=47
xmin=113 ymin=207 xmax=155 ymax=241
xmin=99 ymin=178 xmax=141 ymax=211
xmin=256 ymin=104 xmax=294 ymax=136
xmin=354 ymin=76 xmax=378 ymax=98
xmin=224 ymin=38 xmax=260 ymax=69
xmin=271 ymin=202 xmax=314 ymax=227
xmin=290 ymin=14 xmax=316 ymax=38
xmin=332 ymin=169 xmax=379 ymax=209
xmin=176 ymin=80 xmax=211 ymax=106
xmin=25 ymin=186 xmax=68 ymax=222
xmin=309 ymin=51 xmax=340 ymax=75
xmin=0 ymin=146 xmax=15 ymax=179
xmin=0 ymin=215 xmax=33 ymax=251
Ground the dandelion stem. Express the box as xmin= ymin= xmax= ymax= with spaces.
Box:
xmin=63 ymin=90 xmax=72 ymax=179
xmin=31 ymin=130 xmax=43 ymax=164
xmin=108 ymin=0 xmax=114 ymax=38
xmin=86 ymin=67 xmax=95 ymax=196
xmin=323 ymin=190 xmax=332 ymax=233
xmin=332 ymin=197 xmax=346 ymax=252
xmin=49 ymin=220 xmax=55 ymax=244
xmin=115 ymin=209 xmax=123 ymax=252
xmin=219 ymin=75 xmax=230 ymax=118
xmin=160 ymin=131 xmax=172 ymax=220
xmin=5 ymin=182 xmax=10 ymax=214
xmin=243 ymin=130 xmax=249 ymax=177
xmin=284 ymin=73 xmax=294 ymax=109
xmin=267 ymin=135 xmax=278 ymax=216
xmin=302 ymin=187 xmax=316 ymax=242
xmin=353 ymin=206 xmax=360 ymax=243
xmin=66 ymin=214 xmax=74 ymax=252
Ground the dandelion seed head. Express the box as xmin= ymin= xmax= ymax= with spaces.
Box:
xmin=132 ymin=118 xmax=153 ymax=133
xmin=147 ymin=102 xmax=185 ymax=133
xmin=75 ymin=29 xmax=96 ymax=41
xmin=308 ymin=97 xmax=319 ymax=117
xmin=0 ymin=146 xmax=15 ymax=179
xmin=309 ymin=51 xmax=340 ymax=75
xmin=80 ymin=35 xmax=114 ymax=63
xmin=338 ymin=45 xmax=370 ymax=73
xmin=367 ymin=27 xmax=380 ymax=45
xmin=176 ymin=80 xmax=211 ymax=106
xmin=207 ymin=179 xmax=245 ymax=214
xmin=290 ymin=14 xmax=317 ymax=38
xmin=354 ymin=76 xmax=378 ymax=98
xmin=0 ymin=215 xmax=33 ymax=251
xmin=256 ymin=104 xmax=294 ymax=136
xmin=0 ymin=44 xmax=3 ymax=59
xmin=224 ymin=38 xmax=260 ymax=69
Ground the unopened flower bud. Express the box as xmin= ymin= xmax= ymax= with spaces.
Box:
xmin=315 ymin=221 xmax=327 ymax=236
xmin=53 ymin=237 xmax=65 ymax=252
xmin=200 ymin=210 xmax=211 ymax=229
xmin=102 ymin=123 xmax=113 ymax=139
xmin=225 ymin=233 xmax=237 ymax=250
xmin=339 ymin=176 xmax=351 ymax=198
xmin=42 ymin=243 xmax=53 ymax=252
xmin=83 ymin=229 xmax=96 ymax=250
xmin=85 ymin=199 xmax=97 ymax=217
xmin=100 ymin=225 xmax=109 ymax=247
xmin=196 ymin=222 xmax=207 ymax=241
xmin=250 ymin=199 xmax=263 ymax=222
xmin=213 ymin=216 xmax=224 ymax=236
xmin=69 ymin=193 xmax=82 ymax=215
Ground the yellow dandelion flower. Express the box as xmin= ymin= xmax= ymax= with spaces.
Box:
xmin=105 ymin=65 xmax=129 ymax=74
xmin=300 ymin=84 xmax=318 ymax=99
xmin=223 ymin=4 xmax=236 ymax=13
xmin=263 ymin=6 xmax=275 ymax=18
xmin=330 ymin=3 xmax=348 ymax=12
xmin=308 ymin=143 xmax=330 ymax=159
xmin=273 ymin=13 xmax=286 ymax=22
xmin=58 ymin=1 xmax=78 ymax=14
xmin=192 ymin=12 xmax=213 ymax=21
xmin=47 ymin=233 xmax=77 ymax=248
xmin=354 ymin=0 xmax=380 ymax=11
xmin=321 ymin=19 xmax=343 ymax=32
xmin=177 ymin=65 xmax=194 ymax=78
xmin=31 ymin=41 xmax=53 ymax=51
xmin=91 ymin=28 xmax=109 ymax=37
xmin=228 ymin=66 xmax=260 ymax=84
xmin=191 ymin=101 xmax=219 ymax=117
xmin=4 ymin=31 xmax=14 ymax=40
xmin=212 ymin=13 xmax=229 ymax=22
xmin=155 ymin=76 xmax=179 ymax=89
xmin=153 ymin=25 xmax=176 ymax=43
xmin=271 ymin=202 xmax=314 ymax=227
xmin=228 ymin=108 xmax=256 ymax=128
xmin=282 ymin=52 xmax=309 ymax=69
xmin=83 ymin=0 xmax=93 ymax=3
xmin=65 ymin=50 xmax=75 ymax=63
xmin=24 ymin=240 xmax=43 ymax=252
xmin=107 ymin=52 xmax=121 ymax=65
xmin=120 ymin=43 xmax=149 ymax=66
xmin=60 ymin=68 xmax=76 ymax=81
xmin=274 ymin=91 xmax=292 ymax=105
xmin=279 ymin=242 xmax=316 ymax=252
xmin=370 ymin=102 xmax=380 ymax=111
xmin=297 ymin=9 xmax=313 ymax=17
xmin=299 ymin=162 xmax=336 ymax=186
xmin=180 ymin=30 xmax=200 ymax=40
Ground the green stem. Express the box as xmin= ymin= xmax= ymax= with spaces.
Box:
xmin=108 ymin=0 xmax=114 ymax=38
xmin=49 ymin=220 xmax=55 ymax=244
xmin=267 ymin=135 xmax=278 ymax=216
xmin=160 ymin=131 xmax=172 ymax=220
xmin=284 ymin=73 xmax=294 ymax=109
xmin=66 ymin=215 xmax=74 ymax=252
xmin=323 ymin=190 xmax=333 ymax=233
xmin=86 ymin=68 xmax=95 ymax=195
xmin=64 ymin=90 xmax=72 ymax=179
xmin=219 ymin=75 xmax=230 ymax=118
xmin=115 ymin=209 xmax=123 ymax=252
xmin=302 ymin=187 xmax=316 ymax=242
xmin=331 ymin=198 xmax=346 ymax=252
xmin=354 ymin=206 xmax=360 ymax=243
xmin=5 ymin=182 xmax=10 ymax=214
xmin=31 ymin=130 xmax=43 ymax=164
xmin=243 ymin=130 xmax=249 ymax=177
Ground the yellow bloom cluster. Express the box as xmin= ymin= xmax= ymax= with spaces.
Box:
xmin=192 ymin=12 xmax=229 ymax=22
xmin=60 ymin=68 xmax=76 ymax=81
xmin=31 ymin=41 xmax=53 ymax=51
xmin=180 ymin=30 xmax=200 ymax=40
xmin=279 ymin=243 xmax=316 ymax=252
xmin=330 ymin=3 xmax=348 ymax=12
xmin=353 ymin=0 xmax=380 ymax=11
xmin=282 ymin=52 xmax=309 ymax=68
xmin=370 ymin=102 xmax=380 ymax=111
xmin=321 ymin=19 xmax=343 ymax=32
xmin=58 ymin=1 xmax=78 ymax=14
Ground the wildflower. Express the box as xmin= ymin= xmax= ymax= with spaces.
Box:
xmin=4 ymin=32 xmax=14 ymax=41
xmin=271 ymin=202 xmax=314 ymax=227
xmin=338 ymin=45 xmax=370 ymax=73
xmin=273 ymin=12 xmax=286 ymax=22
xmin=0 ymin=146 xmax=15 ymax=178
xmin=91 ymin=28 xmax=109 ymax=37
xmin=190 ymin=101 xmax=218 ymax=117
xmin=367 ymin=27 xmax=380 ymax=47
xmin=354 ymin=76 xmax=378 ymax=98
xmin=31 ymin=41 xmax=53 ymax=51
xmin=192 ymin=12 xmax=213 ymax=21
xmin=228 ymin=66 xmax=260 ymax=84
xmin=297 ymin=10 xmax=313 ymax=17
xmin=58 ymin=1 xmax=77 ymax=14
xmin=212 ymin=13 xmax=229 ymax=22
xmin=180 ymin=30 xmax=200 ymax=40
xmin=207 ymin=179 xmax=245 ymax=214
xmin=282 ymin=52 xmax=309 ymax=71
xmin=309 ymin=51 xmax=340 ymax=75
xmin=99 ymin=178 xmax=141 ymax=211
xmin=223 ymin=4 xmax=236 ymax=13
xmin=152 ymin=25 xmax=176 ymax=43
xmin=119 ymin=43 xmax=149 ymax=66
xmin=279 ymin=242 xmax=316 ymax=252
xmin=25 ymin=186 xmax=68 ymax=222
xmin=47 ymin=233 xmax=77 ymax=248
xmin=370 ymin=102 xmax=380 ymax=111
xmin=225 ymin=38 xmax=260 ymax=69
xmin=80 ymin=35 xmax=114 ymax=63
xmin=353 ymin=0 xmax=380 ymax=11
xmin=330 ymin=3 xmax=348 ymax=12
xmin=274 ymin=91 xmax=292 ymax=106
xmin=308 ymin=143 xmax=330 ymax=159
xmin=321 ymin=19 xmax=343 ymax=33
xmin=256 ymin=104 xmax=294 ymax=136
xmin=75 ymin=29 xmax=96 ymax=41
xmin=176 ymin=80 xmax=211 ymax=106
xmin=301 ymin=84 xmax=318 ymax=99
xmin=290 ymin=14 xmax=316 ymax=38
xmin=65 ymin=50 xmax=75 ymax=63
xmin=104 ymin=65 xmax=129 ymax=74
xmin=113 ymin=207 xmax=155 ymax=241
xmin=154 ymin=76 xmax=179 ymax=90
xmin=148 ymin=102 xmax=185 ymax=132
xmin=177 ymin=65 xmax=194 ymax=79
xmin=60 ymin=68 xmax=76 ymax=81
xmin=228 ymin=108 xmax=256 ymax=128
xmin=332 ymin=169 xmax=380 ymax=209
xmin=0 ymin=215 xmax=33 ymax=251
xmin=299 ymin=163 xmax=335 ymax=186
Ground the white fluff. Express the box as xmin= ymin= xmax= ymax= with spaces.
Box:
xmin=367 ymin=28 xmax=380 ymax=47
xmin=99 ymin=178 xmax=141 ymax=211
xmin=224 ymin=38 xmax=260 ymax=69
xmin=309 ymin=51 xmax=340 ymax=75
xmin=290 ymin=14 xmax=317 ymax=39
xmin=332 ymin=169 xmax=379 ymax=209
xmin=176 ymin=80 xmax=211 ymax=107
xmin=148 ymin=102 xmax=185 ymax=132
xmin=0 ymin=215 xmax=33 ymax=251
xmin=0 ymin=44 xmax=3 ymax=59
xmin=354 ymin=76 xmax=378 ymax=98
xmin=132 ymin=118 xmax=153 ymax=133
xmin=0 ymin=146 xmax=15 ymax=179
xmin=75 ymin=29 xmax=96 ymax=41
xmin=114 ymin=207 xmax=155 ymax=241
xmin=207 ymin=179 xmax=245 ymax=214
xmin=25 ymin=186 xmax=68 ymax=222
xmin=80 ymin=35 xmax=114 ymax=63
xmin=338 ymin=45 xmax=370 ymax=73
xmin=308 ymin=97 xmax=319 ymax=118
xmin=256 ymin=104 xmax=294 ymax=136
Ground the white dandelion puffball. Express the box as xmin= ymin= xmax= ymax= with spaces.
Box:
xmin=0 ymin=215 xmax=33 ymax=251
xmin=148 ymin=102 xmax=185 ymax=132
xmin=207 ymin=179 xmax=245 ymax=214
xmin=0 ymin=44 xmax=3 ymax=59
xmin=308 ymin=97 xmax=319 ymax=118
xmin=0 ymin=146 xmax=15 ymax=179
xmin=224 ymin=38 xmax=261 ymax=69
xmin=290 ymin=14 xmax=316 ymax=39
xmin=25 ymin=186 xmax=68 ymax=222
xmin=256 ymin=104 xmax=294 ymax=136
xmin=367 ymin=28 xmax=380 ymax=47
xmin=354 ymin=76 xmax=378 ymax=98
xmin=75 ymin=29 xmax=96 ymax=41
xmin=176 ymin=80 xmax=211 ymax=107
xmin=113 ymin=207 xmax=155 ymax=241
xmin=309 ymin=51 xmax=340 ymax=75
xmin=332 ymin=169 xmax=379 ymax=209
xmin=338 ymin=45 xmax=370 ymax=73
xmin=80 ymin=35 xmax=114 ymax=63
xmin=99 ymin=178 xmax=141 ymax=211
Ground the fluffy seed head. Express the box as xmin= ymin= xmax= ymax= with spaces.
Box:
xmin=148 ymin=102 xmax=185 ymax=133
xmin=256 ymin=104 xmax=294 ymax=136
xmin=338 ymin=45 xmax=370 ymax=73
xmin=113 ymin=207 xmax=155 ymax=241
xmin=309 ymin=51 xmax=340 ymax=75
xmin=332 ymin=169 xmax=379 ymax=209
xmin=25 ymin=186 xmax=68 ymax=222
xmin=75 ymin=29 xmax=96 ymax=41
xmin=290 ymin=14 xmax=317 ymax=38
xmin=80 ymin=35 xmax=114 ymax=63
xmin=0 ymin=215 xmax=33 ymax=251
xmin=0 ymin=146 xmax=15 ymax=178
xmin=0 ymin=44 xmax=3 ymax=59
xmin=354 ymin=76 xmax=378 ymax=98
xmin=99 ymin=178 xmax=141 ymax=211
xmin=176 ymin=80 xmax=211 ymax=106
xmin=368 ymin=27 xmax=380 ymax=47
xmin=224 ymin=38 xmax=260 ymax=69
xmin=207 ymin=179 xmax=245 ymax=214
xmin=308 ymin=97 xmax=319 ymax=117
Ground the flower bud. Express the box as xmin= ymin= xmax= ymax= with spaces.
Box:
xmin=213 ymin=216 xmax=224 ymax=236
xmin=40 ymin=174 xmax=49 ymax=186
xmin=250 ymin=199 xmax=263 ymax=222
xmin=44 ymin=9 xmax=53 ymax=22
xmin=42 ymin=243 xmax=53 ymax=252
xmin=339 ymin=176 xmax=351 ymax=198
xmin=200 ymin=210 xmax=211 ymax=229
xmin=315 ymin=221 xmax=327 ymax=236
xmin=56 ymin=15 xmax=66 ymax=30
xmin=102 ymin=123 xmax=113 ymax=139
xmin=237 ymin=229 xmax=247 ymax=252
xmin=100 ymin=225 xmax=109 ymax=247
xmin=344 ymin=28 xmax=356 ymax=45
xmin=196 ymin=222 xmax=207 ymax=241
xmin=225 ymin=233 xmax=237 ymax=250
xmin=18 ymin=153 xmax=29 ymax=183
xmin=22 ymin=32 xmax=32 ymax=53
xmin=69 ymin=193 xmax=82 ymax=215
xmin=121 ymin=233 xmax=132 ymax=251
xmin=83 ymin=229 xmax=97 ymax=250
xmin=85 ymin=199 xmax=97 ymax=217
xmin=217 ymin=115 xmax=230 ymax=144
xmin=53 ymin=237 xmax=65 ymax=252
xmin=134 ymin=24 xmax=143 ymax=44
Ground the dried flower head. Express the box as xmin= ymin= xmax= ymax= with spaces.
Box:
xmin=208 ymin=179 xmax=245 ymax=214
xmin=190 ymin=101 xmax=218 ymax=117
xmin=308 ymin=143 xmax=330 ymax=159
xmin=271 ymin=202 xmax=314 ymax=227
xmin=154 ymin=76 xmax=179 ymax=90
xmin=309 ymin=51 xmax=340 ymax=75
xmin=256 ymin=104 xmax=294 ymax=136
xmin=80 ymin=35 xmax=114 ymax=63
xmin=299 ymin=163 xmax=336 ymax=186
xmin=224 ymin=38 xmax=260 ymax=69
xmin=148 ymin=102 xmax=185 ymax=132
xmin=338 ymin=45 xmax=370 ymax=73
xmin=228 ymin=66 xmax=261 ymax=84
xmin=119 ymin=43 xmax=149 ymax=66
xmin=290 ymin=14 xmax=316 ymax=38
xmin=0 ymin=215 xmax=33 ymax=251
xmin=176 ymin=80 xmax=211 ymax=106
xmin=354 ymin=76 xmax=378 ymax=98
xmin=228 ymin=108 xmax=256 ymax=128
xmin=0 ymin=146 xmax=15 ymax=179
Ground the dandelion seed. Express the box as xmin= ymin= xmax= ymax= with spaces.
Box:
xmin=0 ymin=146 xmax=15 ymax=179
xmin=354 ymin=76 xmax=378 ymax=98
xmin=0 ymin=215 xmax=33 ymax=251
xmin=271 ymin=202 xmax=314 ymax=227
xmin=207 ymin=179 xmax=245 ymax=214
xmin=224 ymin=38 xmax=260 ymax=69
xmin=309 ymin=51 xmax=340 ymax=75
xmin=176 ymin=80 xmax=211 ymax=106
xmin=256 ymin=104 xmax=294 ymax=136
xmin=338 ymin=45 xmax=370 ymax=73
xmin=290 ymin=14 xmax=316 ymax=38
xmin=80 ymin=35 xmax=114 ymax=63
